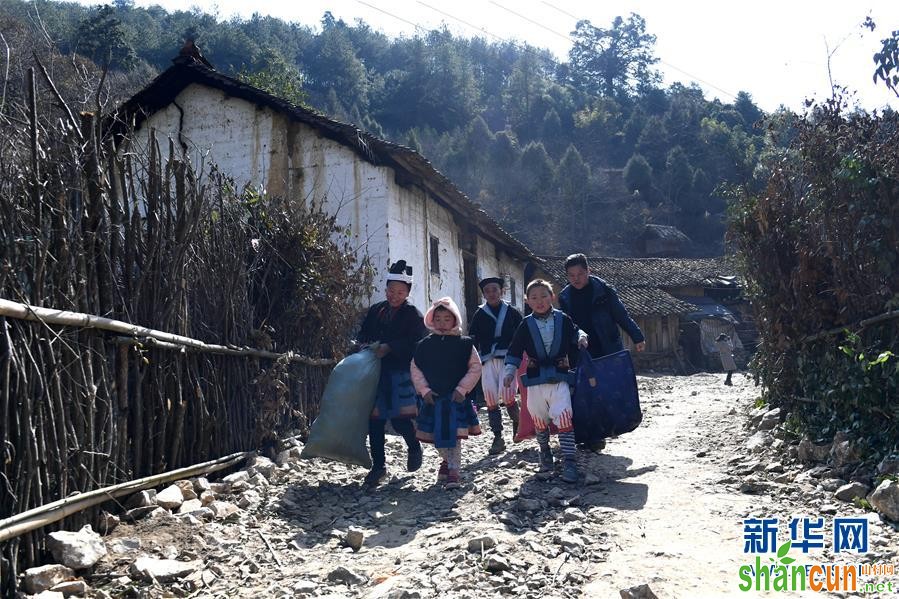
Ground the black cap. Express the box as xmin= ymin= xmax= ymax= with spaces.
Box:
xmin=478 ymin=277 xmax=504 ymax=290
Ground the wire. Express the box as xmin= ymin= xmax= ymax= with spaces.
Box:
xmin=355 ymin=0 xmax=431 ymax=34
xmin=540 ymin=0 xmax=580 ymax=22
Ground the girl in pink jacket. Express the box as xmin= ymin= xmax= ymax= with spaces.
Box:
xmin=411 ymin=297 xmax=482 ymax=488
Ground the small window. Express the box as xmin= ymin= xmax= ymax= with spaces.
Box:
xmin=429 ymin=236 xmax=440 ymax=274
xmin=510 ymin=277 xmax=517 ymax=306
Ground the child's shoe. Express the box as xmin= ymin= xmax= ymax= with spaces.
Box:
xmin=445 ymin=469 xmax=461 ymax=489
xmin=488 ymin=435 xmax=506 ymax=455
xmin=363 ymin=467 xmax=388 ymax=489
xmin=407 ymin=444 xmax=424 ymax=472
xmin=437 ymin=460 xmax=449 ymax=484
xmin=538 ymin=445 xmax=554 ymax=472
xmin=560 ymin=459 xmax=579 ymax=484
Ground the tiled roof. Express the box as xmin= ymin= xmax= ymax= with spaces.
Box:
xmin=642 ymin=224 xmax=692 ymax=242
xmin=539 ymin=256 xmax=735 ymax=289
xmin=112 ymin=57 xmax=537 ymax=262
xmin=537 ymin=255 xmax=739 ymax=317
xmin=615 ymin=287 xmax=698 ymax=317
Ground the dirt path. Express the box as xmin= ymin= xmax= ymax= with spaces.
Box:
xmin=90 ymin=373 xmax=898 ymax=599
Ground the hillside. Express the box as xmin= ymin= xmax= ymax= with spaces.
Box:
xmin=0 ymin=1 xmax=773 ymax=255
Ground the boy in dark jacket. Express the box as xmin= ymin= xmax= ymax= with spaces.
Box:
xmin=468 ymin=277 xmax=523 ymax=454
xmin=558 ymin=253 xmax=644 ymax=452
xmin=504 ymin=279 xmax=588 ymax=483
xmin=356 ymin=260 xmax=426 ymax=488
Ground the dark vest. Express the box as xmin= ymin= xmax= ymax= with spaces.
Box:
xmin=414 ymin=335 xmax=474 ymax=397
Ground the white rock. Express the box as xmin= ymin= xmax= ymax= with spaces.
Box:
xmin=276 ymin=447 xmax=302 ymax=466
xmin=222 ymin=471 xmax=249 ymax=484
xmin=209 ymin=501 xmax=240 ymax=519
xmin=248 ymin=455 xmax=277 ymax=478
xmin=49 ymin=579 xmax=89 ymax=596
xmin=293 ymin=580 xmax=318 ymax=594
xmin=97 ymin=511 xmax=119 ymax=536
xmin=155 ymin=485 xmax=185 ymax=510
xmin=208 ymin=482 xmax=231 ymax=495
xmin=758 ymin=408 xmax=780 ymax=430
xmin=249 ymin=473 xmax=269 ymax=487
xmin=744 ymin=431 xmax=771 ymax=453
xmin=237 ymin=490 xmax=261 ymax=509
xmin=345 ymin=528 xmax=365 ymax=552
xmin=467 ymin=535 xmax=497 ymax=552
xmin=485 ymin=556 xmax=510 ymax=572
xmin=869 ymin=479 xmax=899 ymax=522
xmin=178 ymin=499 xmax=204 ymax=514
xmin=124 ymin=490 xmax=156 ymax=509
xmin=326 ymin=566 xmax=367 ymax=586
xmin=106 ymin=538 xmax=141 ymax=554
xmin=877 ymin=455 xmax=899 ymax=475
xmin=620 ymin=584 xmax=659 ymax=599
xmin=46 ymin=525 xmax=107 ymax=569
xmin=562 ymin=508 xmax=585 ymax=522
xmin=199 ymin=490 xmax=215 ymax=506
xmin=834 ymin=482 xmax=870 ymax=502
xmin=146 ymin=507 xmax=172 ymax=520
xmin=798 ymin=438 xmax=831 ymax=463
xmin=831 ymin=440 xmax=861 ymax=467
xmin=193 ymin=477 xmax=211 ymax=493
xmin=33 ymin=591 xmax=65 ymax=599
xmin=23 ymin=564 xmax=75 ymax=594
xmin=174 ymin=480 xmax=198 ymax=500
xmin=130 ymin=557 xmax=203 ymax=582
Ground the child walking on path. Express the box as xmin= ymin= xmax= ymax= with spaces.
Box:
xmin=504 ymin=280 xmax=588 ymax=484
xmin=715 ymin=332 xmax=737 ymax=386
xmin=468 ymin=276 xmax=523 ymax=454
xmin=356 ymin=260 xmax=426 ymax=489
xmin=412 ymin=298 xmax=483 ymax=488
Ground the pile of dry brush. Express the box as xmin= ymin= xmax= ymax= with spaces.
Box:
xmin=0 ymin=56 xmax=372 ymax=585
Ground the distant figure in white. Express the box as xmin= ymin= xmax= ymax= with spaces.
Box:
xmin=715 ymin=332 xmax=737 ymax=386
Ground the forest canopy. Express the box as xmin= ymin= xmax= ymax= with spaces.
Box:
xmin=0 ymin=0 xmax=778 ymax=256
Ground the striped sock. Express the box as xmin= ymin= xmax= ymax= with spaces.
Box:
xmin=558 ymin=431 xmax=576 ymax=459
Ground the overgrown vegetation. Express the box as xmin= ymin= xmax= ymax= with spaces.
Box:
xmin=0 ymin=0 xmax=775 ymax=256
xmin=730 ymin=93 xmax=899 ymax=455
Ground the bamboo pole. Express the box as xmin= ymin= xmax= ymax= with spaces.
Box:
xmin=0 ymin=298 xmax=337 ymax=366
xmin=801 ymin=309 xmax=899 ymax=343
xmin=0 ymin=451 xmax=249 ymax=543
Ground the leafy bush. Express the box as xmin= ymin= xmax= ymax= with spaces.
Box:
xmin=730 ymin=95 xmax=899 ymax=451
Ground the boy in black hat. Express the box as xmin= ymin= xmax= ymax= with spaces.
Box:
xmin=356 ymin=260 xmax=426 ymax=488
xmin=468 ymin=276 xmax=523 ymax=454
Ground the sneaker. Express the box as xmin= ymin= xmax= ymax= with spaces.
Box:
xmin=488 ymin=435 xmax=506 ymax=455
xmin=561 ymin=460 xmax=579 ymax=484
xmin=407 ymin=444 xmax=423 ymax=472
xmin=588 ymin=438 xmax=606 ymax=453
xmin=437 ymin=460 xmax=449 ymax=484
xmin=445 ymin=469 xmax=461 ymax=489
xmin=363 ymin=467 xmax=388 ymax=489
xmin=538 ymin=445 xmax=554 ymax=472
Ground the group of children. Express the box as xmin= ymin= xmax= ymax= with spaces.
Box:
xmin=356 ymin=260 xmax=591 ymax=490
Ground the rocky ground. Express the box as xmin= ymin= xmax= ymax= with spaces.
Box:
xmin=18 ymin=372 xmax=899 ymax=598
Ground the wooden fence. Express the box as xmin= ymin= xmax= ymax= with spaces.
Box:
xmin=0 ymin=68 xmax=346 ymax=591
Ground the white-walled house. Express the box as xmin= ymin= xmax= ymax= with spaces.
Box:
xmin=115 ymin=54 xmax=536 ymax=322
